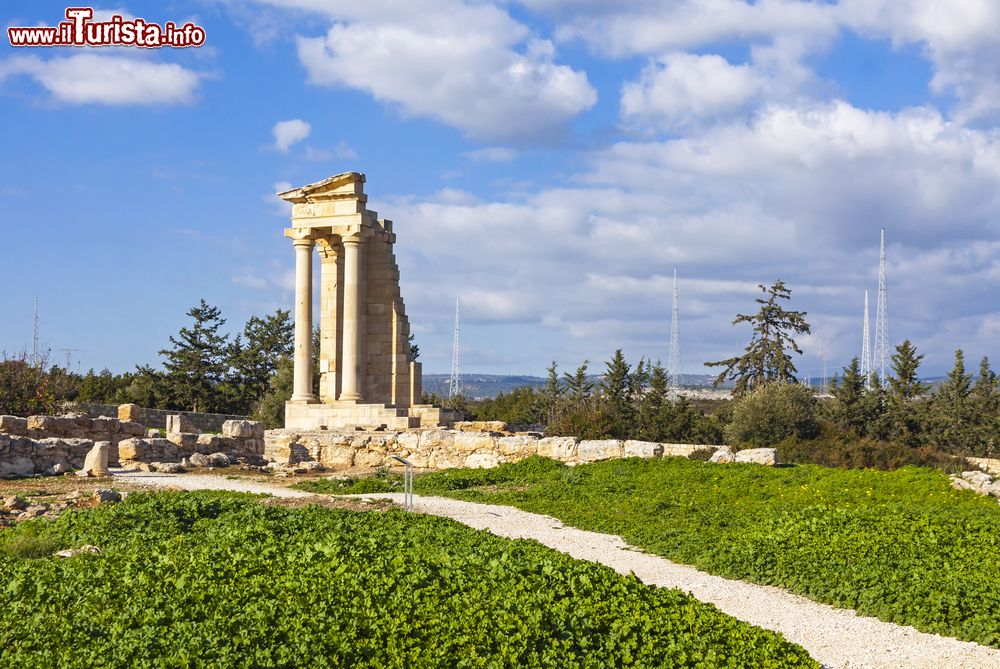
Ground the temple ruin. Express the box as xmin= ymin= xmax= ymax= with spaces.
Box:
xmin=278 ymin=172 xmax=455 ymax=431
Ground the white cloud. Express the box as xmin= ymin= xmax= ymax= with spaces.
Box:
xmin=463 ymin=147 xmax=518 ymax=162
xmin=265 ymin=180 xmax=294 ymax=216
xmin=621 ymin=53 xmax=762 ymax=131
xmin=0 ymin=54 xmax=201 ymax=105
xmin=303 ymin=140 xmax=358 ymax=161
xmin=380 ymin=98 xmax=1000 ymax=374
xmin=272 ymin=119 xmax=311 ymax=153
xmin=238 ymin=0 xmax=596 ymax=141
xmin=528 ymin=0 xmax=839 ymax=59
xmin=838 ymin=0 xmax=1000 ymax=122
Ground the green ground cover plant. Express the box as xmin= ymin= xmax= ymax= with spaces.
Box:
xmin=0 ymin=491 xmax=816 ymax=668
xmin=402 ymin=456 xmax=1000 ymax=648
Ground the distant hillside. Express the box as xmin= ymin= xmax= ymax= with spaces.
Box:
xmin=424 ymin=372 xmax=951 ymax=400
xmin=423 ymin=373 xmax=722 ymax=400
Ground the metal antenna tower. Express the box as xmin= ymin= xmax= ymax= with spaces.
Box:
xmin=58 ymin=348 xmax=84 ymax=370
xmin=668 ymin=269 xmax=681 ymax=395
xmin=821 ymin=357 xmax=828 ymax=395
xmin=447 ymin=298 xmax=462 ymax=399
xmin=32 ymin=297 xmax=40 ymax=367
xmin=873 ymin=229 xmax=890 ymax=386
xmin=861 ymin=290 xmax=872 ymax=388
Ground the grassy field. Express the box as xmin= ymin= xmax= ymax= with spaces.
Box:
xmin=0 ymin=490 xmax=816 ymax=668
xmin=299 ymin=456 xmax=1000 ymax=647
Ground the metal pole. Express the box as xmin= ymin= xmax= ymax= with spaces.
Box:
xmin=391 ymin=455 xmax=414 ymax=511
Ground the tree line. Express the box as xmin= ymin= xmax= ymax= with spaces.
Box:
xmin=0 ymin=300 xmax=296 ymax=423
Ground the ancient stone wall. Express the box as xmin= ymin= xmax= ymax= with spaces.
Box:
xmin=0 ymin=413 xmax=145 ymax=465
xmin=265 ymin=427 xmax=721 ymax=470
xmin=68 ymin=403 xmax=249 ymax=433
xmin=118 ymin=419 xmax=266 ymax=468
xmin=0 ymin=434 xmax=97 ymax=477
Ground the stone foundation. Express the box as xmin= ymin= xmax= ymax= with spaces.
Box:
xmin=118 ymin=419 xmax=266 ymax=468
xmin=265 ymin=428 xmax=719 ymax=470
xmin=0 ymin=413 xmax=145 ymax=466
xmin=0 ymin=434 xmax=97 ymax=477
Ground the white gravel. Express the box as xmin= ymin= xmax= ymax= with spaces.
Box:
xmin=113 ymin=471 xmax=1000 ymax=669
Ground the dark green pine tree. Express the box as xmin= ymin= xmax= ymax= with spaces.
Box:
xmin=931 ymin=349 xmax=974 ymax=450
xmin=706 ymin=280 xmax=811 ymax=396
xmin=563 ymin=361 xmax=593 ymax=404
xmin=230 ymin=309 xmax=294 ymax=413
xmin=538 ymin=360 xmax=563 ymax=422
xmin=830 ymin=357 xmax=867 ymax=436
xmin=860 ymin=370 xmax=889 ymax=440
xmin=971 ymin=356 xmax=1000 ymax=456
xmin=637 ymin=361 xmax=670 ymax=441
xmin=600 ymin=350 xmax=634 ymax=438
xmin=159 ymin=300 xmax=231 ymax=413
xmin=886 ymin=339 xmax=929 ymax=447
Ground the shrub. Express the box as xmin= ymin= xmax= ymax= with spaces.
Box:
xmin=725 ymin=382 xmax=818 ymax=447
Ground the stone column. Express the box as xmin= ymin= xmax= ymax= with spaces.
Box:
xmin=291 ymin=236 xmax=317 ymax=402
xmin=339 ymin=233 xmax=364 ymax=401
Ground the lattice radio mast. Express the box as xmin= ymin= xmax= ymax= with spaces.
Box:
xmin=32 ymin=297 xmax=40 ymax=367
xmin=861 ymin=290 xmax=872 ymax=388
xmin=873 ymin=229 xmax=890 ymax=386
xmin=668 ymin=269 xmax=681 ymax=395
xmin=447 ymin=298 xmax=462 ymax=399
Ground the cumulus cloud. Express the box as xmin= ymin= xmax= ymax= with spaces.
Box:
xmin=380 ymin=98 xmax=1000 ymax=374
xmin=0 ymin=53 xmax=201 ymax=105
xmin=272 ymin=119 xmax=311 ymax=152
xmin=239 ymin=0 xmax=596 ymax=141
xmin=621 ymin=53 xmax=763 ymax=130
xmin=838 ymin=0 xmax=1000 ymax=122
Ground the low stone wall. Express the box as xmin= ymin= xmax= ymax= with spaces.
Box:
xmin=0 ymin=414 xmax=145 ymax=466
xmin=0 ymin=434 xmax=96 ymax=477
xmin=118 ymin=420 xmax=266 ymax=468
xmin=265 ymin=428 xmax=720 ymax=470
xmin=968 ymin=457 xmax=1000 ymax=477
xmin=68 ymin=402 xmax=249 ymax=433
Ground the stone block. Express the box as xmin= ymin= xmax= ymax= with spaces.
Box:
xmin=623 ymin=440 xmax=664 ymax=459
xmin=77 ymin=441 xmax=111 ymax=477
xmin=454 ymin=421 xmax=508 ymax=433
xmin=0 ymin=456 xmax=35 ymax=477
xmin=0 ymin=415 xmax=28 ymax=434
xmin=418 ymin=430 xmax=454 ymax=452
xmin=91 ymin=416 xmax=120 ymax=434
xmin=117 ymin=438 xmax=145 ymax=462
xmin=733 ymin=448 xmax=778 ymax=466
xmin=166 ymin=414 xmax=195 ymax=435
xmin=168 ymin=433 xmax=199 ymax=451
xmin=497 ymin=435 xmax=539 ymax=458
xmin=222 ymin=419 xmax=257 ymax=439
xmin=577 ymin=440 xmax=624 ymax=464
xmin=709 ymin=446 xmax=735 ymax=463
xmin=354 ymin=450 xmax=386 ymax=469
xmin=120 ymin=421 xmax=146 ymax=436
xmin=196 ymin=434 xmax=221 ymax=451
xmin=321 ymin=444 xmax=355 ymax=468
xmin=537 ymin=437 xmax=578 ymax=462
xmin=464 ymin=452 xmax=500 ymax=469
xmin=117 ymin=403 xmax=142 ymax=423
xmin=453 ymin=432 xmax=496 ymax=454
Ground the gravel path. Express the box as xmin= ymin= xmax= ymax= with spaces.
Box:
xmin=114 ymin=471 xmax=1000 ymax=669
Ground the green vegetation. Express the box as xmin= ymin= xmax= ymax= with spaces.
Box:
xmin=725 ymin=383 xmax=818 ymax=447
xmin=706 ymin=280 xmax=811 ymax=396
xmin=0 ymin=491 xmax=816 ymax=668
xmin=411 ymin=456 xmax=1000 ymax=648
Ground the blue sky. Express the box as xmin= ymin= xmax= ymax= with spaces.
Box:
xmin=2 ymin=0 xmax=999 ymax=379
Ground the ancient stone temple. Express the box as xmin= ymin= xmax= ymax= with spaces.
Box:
xmin=278 ymin=172 xmax=455 ymax=431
